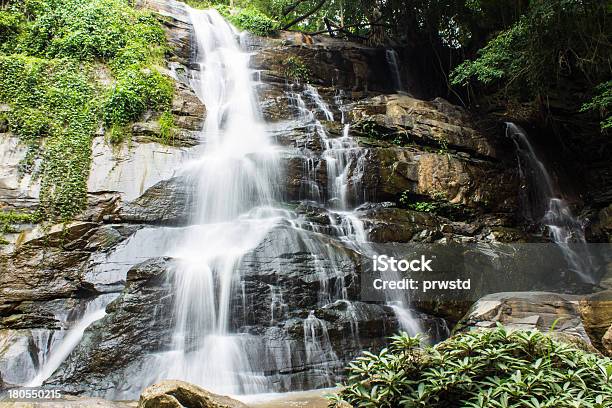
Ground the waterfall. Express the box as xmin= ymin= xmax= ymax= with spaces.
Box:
xmin=385 ymin=49 xmax=404 ymax=93
xmin=28 ymin=294 xmax=118 ymax=387
xmin=287 ymin=84 xmax=421 ymax=336
xmin=158 ymin=7 xmax=283 ymax=394
xmin=24 ymin=8 xmax=426 ymax=394
xmin=507 ymin=123 xmax=595 ymax=284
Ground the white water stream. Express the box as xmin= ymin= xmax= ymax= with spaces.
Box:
xmin=23 ymin=6 xmax=423 ymax=394
xmin=507 ymin=123 xmax=595 ymax=284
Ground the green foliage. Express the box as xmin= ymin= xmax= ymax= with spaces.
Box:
xmin=17 ymin=0 xmax=166 ymax=61
xmin=581 ymin=81 xmax=612 ymax=131
xmin=103 ymin=67 xmax=173 ymax=126
xmin=451 ymin=0 xmax=610 ymax=131
xmin=185 ymin=2 xmax=278 ymax=36
xmin=398 ymin=190 xmax=473 ymax=220
xmin=158 ymin=111 xmax=174 ymax=144
xmin=404 ymin=199 xmax=437 ymax=213
xmin=0 ymin=10 xmax=22 ymax=43
xmin=0 ymin=210 xmax=39 ymax=244
xmin=329 ymin=326 xmax=612 ymax=408
xmin=0 ymin=0 xmax=173 ymax=220
xmin=220 ymin=6 xmax=279 ymax=36
xmin=281 ymin=55 xmax=310 ymax=83
xmin=451 ymin=19 xmax=527 ymax=87
xmin=0 ymin=55 xmax=97 ymax=219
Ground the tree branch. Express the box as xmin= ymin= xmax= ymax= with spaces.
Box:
xmin=282 ymin=0 xmax=309 ymax=17
xmin=282 ymin=0 xmax=327 ymax=30
xmin=306 ymin=22 xmax=392 ymax=37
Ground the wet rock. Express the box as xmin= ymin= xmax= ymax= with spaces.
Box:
xmin=250 ymin=34 xmax=444 ymax=98
xmin=456 ymin=292 xmax=594 ymax=349
xmin=117 ymin=177 xmax=195 ymax=225
xmin=0 ymin=330 xmax=39 ymax=385
xmin=359 ymin=207 xmax=443 ymax=243
xmin=48 ymin=258 xmax=176 ymax=396
xmin=138 ymin=0 xmax=191 ymax=65
xmin=138 ymin=380 xmax=248 ymax=408
xmin=236 ymin=225 xmax=360 ymax=324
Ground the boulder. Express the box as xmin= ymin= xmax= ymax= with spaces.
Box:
xmin=138 ymin=380 xmax=248 ymax=408
xmin=579 ymin=290 xmax=612 ymax=352
xmin=456 ymin=292 xmax=595 ymax=349
xmin=350 ymin=94 xmax=503 ymax=158
xmin=117 ymin=177 xmax=195 ymax=225
xmin=603 ymin=324 xmax=612 ymax=356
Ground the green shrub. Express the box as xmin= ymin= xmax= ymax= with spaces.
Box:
xmin=158 ymin=110 xmax=174 ymax=144
xmin=18 ymin=0 xmax=165 ymax=61
xmin=0 ymin=11 xmax=22 ymax=43
xmin=281 ymin=55 xmax=310 ymax=83
xmin=103 ymin=67 xmax=173 ymax=126
xmin=581 ymin=81 xmax=612 ymax=131
xmin=0 ymin=55 xmax=97 ymax=219
xmin=329 ymin=326 xmax=612 ymax=408
xmin=224 ymin=7 xmax=278 ymax=36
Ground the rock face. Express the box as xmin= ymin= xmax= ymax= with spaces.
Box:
xmin=603 ymin=324 xmax=612 ymax=356
xmin=117 ymin=177 xmax=195 ymax=225
xmin=457 ymin=292 xmax=595 ymax=349
xmin=46 ymin=258 xmax=175 ymax=396
xmin=579 ymin=290 xmax=612 ymax=352
xmin=138 ymin=380 xmax=248 ymax=408
xmin=250 ymin=33 xmax=446 ymax=99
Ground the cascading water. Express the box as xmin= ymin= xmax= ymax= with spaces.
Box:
xmin=385 ymin=49 xmax=404 ymax=93
xmin=507 ymin=122 xmax=595 ymax=284
xmin=158 ymin=7 xmax=282 ymax=394
xmin=29 ymin=294 xmax=117 ymax=387
xmin=23 ymin=7 xmax=428 ymax=394
xmin=286 ymin=84 xmax=421 ymax=334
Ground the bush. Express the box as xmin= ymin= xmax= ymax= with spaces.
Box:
xmin=0 ymin=10 xmax=22 ymax=43
xmin=158 ymin=110 xmax=174 ymax=144
xmin=581 ymin=81 xmax=612 ymax=131
xmin=329 ymin=326 xmax=612 ymax=408
xmin=281 ymin=55 xmax=310 ymax=83
xmin=225 ymin=7 xmax=278 ymax=36
xmin=103 ymin=67 xmax=173 ymax=126
xmin=0 ymin=0 xmax=173 ymax=220
xmin=0 ymin=55 xmax=97 ymax=219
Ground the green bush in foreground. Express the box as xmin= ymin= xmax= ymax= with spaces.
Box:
xmin=328 ymin=326 xmax=612 ymax=408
